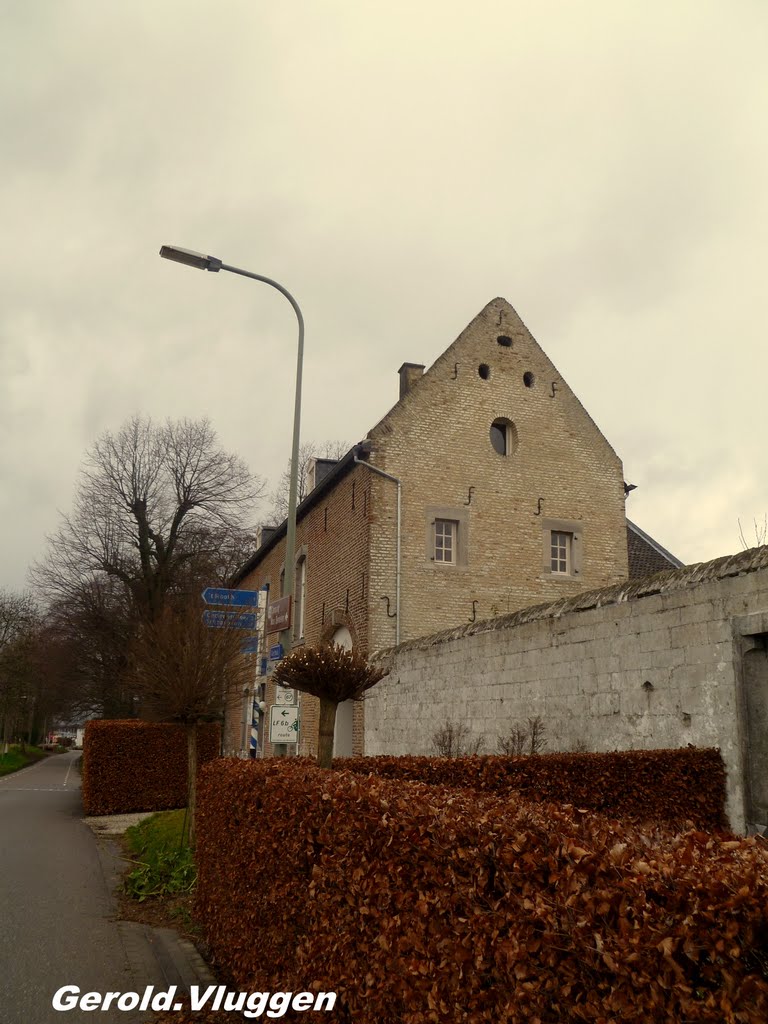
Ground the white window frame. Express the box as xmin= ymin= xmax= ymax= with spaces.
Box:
xmin=550 ymin=530 xmax=572 ymax=575
xmin=489 ymin=417 xmax=518 ymax=457
xmin=433 ymin=519 xmax=458 ymax=564
xmin=425 ymin=506 xmax=469 ymax=568
xmin=541 ymin=518 xmax=583 ymax=579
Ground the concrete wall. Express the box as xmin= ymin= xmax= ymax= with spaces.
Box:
xmin=365 ymin=548 xmax=768 ymax=833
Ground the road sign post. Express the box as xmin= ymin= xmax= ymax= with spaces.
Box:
xmin=202 ymin=609 xmax=257 ymax=630
xmin=266 ymin=596 xmax=292 ymax=634
xmin=269 ymin=705 xmax=299 ymax=744
xmin=202 ymin=587 xmax=260 ymax=608
xmin=269 ymin=642 xmax=284 ymax=662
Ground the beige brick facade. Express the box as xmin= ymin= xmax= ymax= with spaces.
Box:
xmin=229 ymin=297 xmax=630 ymax=757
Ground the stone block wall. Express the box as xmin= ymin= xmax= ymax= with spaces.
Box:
xmin=366 ymin=548 xmax=768 ymax=833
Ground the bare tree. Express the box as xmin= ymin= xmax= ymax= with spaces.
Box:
xmin=264 ymin=440 xmax=350 ymax=525
xmin=738 ymin=516 xmax=768 ymax=551
xmin=496 ymin=725 xmax=529 ymax=756
xmin=0 ymin=591 xmax=36 ymax=651
xmin=273 ymin=643 xmax=387 ymax=768
xmin=527 ymin=715 xmax=547 ymax=755
xmin=431 ymin=720 xmax=484 ymax=757
xmin=41 ymin=581 xmax=138 ymax=720
xmin=496 ymin=716 xmax=547 ymax=756
xmin=32 ymin=416 xmax=263 ymax=624
xmin=0 ymin=592 xmax=40 ymax=752
xmin=124 ymin=599 xmax=253 ymax=844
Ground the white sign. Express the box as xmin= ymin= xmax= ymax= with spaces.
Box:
xmin=269 ymin=705 xmax=299 ymax=744
xmin=275 ymin=686 xmax=296 ymax=706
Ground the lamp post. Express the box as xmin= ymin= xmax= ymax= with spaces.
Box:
xmin=159 ymin=245 xmax=304 ymax=699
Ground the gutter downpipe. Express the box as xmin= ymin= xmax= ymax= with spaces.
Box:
xmin=353 ymin=457 xmax=401 ymax=646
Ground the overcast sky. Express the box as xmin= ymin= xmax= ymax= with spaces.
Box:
xmin=1 ymin=1 xmax=766 ymax=594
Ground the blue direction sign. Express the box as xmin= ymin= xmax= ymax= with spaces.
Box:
xmin=202 ymin=609 xmax=258 ymax=630
xmin=269 ymin=643 xmax=284 ymax=661
xmin=202 ymin=587 xmax=260 ymax=608
xmin=240 ymin=637 xmax=260 ymax=654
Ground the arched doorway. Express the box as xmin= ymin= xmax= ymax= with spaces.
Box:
xmin=332 ymin=626 xmax=354 ymax=757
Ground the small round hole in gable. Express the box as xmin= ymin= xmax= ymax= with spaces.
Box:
xmin=497 ymin=335 xmax=512 ymax=348
xmin=523 ymin=371 xmax=535 ymax=388
xmin=478 ymin=364 xmax=490 ymax=380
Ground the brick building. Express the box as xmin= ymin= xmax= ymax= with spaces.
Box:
xmin=228 ymin=297 xmax=679 ymax=757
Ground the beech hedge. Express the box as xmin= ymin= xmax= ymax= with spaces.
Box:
xmin=81 ymin=720 xmax=220 ymax=816
xmin=195 ymin=759 xmax=768 ymax=1024
xmin=332 ymin=749 xmax=728 ymax=830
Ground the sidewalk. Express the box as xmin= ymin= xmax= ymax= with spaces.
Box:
xmin=0 ymin=750 xmax=213 ymax=1024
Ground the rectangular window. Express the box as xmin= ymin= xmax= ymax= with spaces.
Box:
xmin=433 ymin=519 xmax=458 ymax=564
xmin=550 ymin=531 xmax=572 ymax=574
xmin=541 ymin=518 xmax=582 ymax=578
xmin=425 ymin=506 xmax=469 ymax=567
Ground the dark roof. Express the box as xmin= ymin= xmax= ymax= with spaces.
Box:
xmin=627 ymin=519 xmax=684 ymax=578
xmin=230 ymin=442 xmax=369 ymax=585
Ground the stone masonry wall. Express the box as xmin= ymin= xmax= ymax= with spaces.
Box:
xmin=365 ymin=548 xmax=768 ymax=833
xmin=365 ymin=298 xmax=629 ymax=653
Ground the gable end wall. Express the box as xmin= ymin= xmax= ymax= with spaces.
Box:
xmin=364 ymin=298 xmax=629 ymax=647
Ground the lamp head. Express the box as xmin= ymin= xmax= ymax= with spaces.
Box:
xmin=159 ymin=245 xmax=222 ymax=272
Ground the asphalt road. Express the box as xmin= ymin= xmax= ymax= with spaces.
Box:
xmin=0 ymin=750 xmax=149 ymax=1024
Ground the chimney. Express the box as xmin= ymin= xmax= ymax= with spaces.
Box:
xmin=306 ymin=457 xmax=338 ymax=493
xmin=398 ymin=362 xmax=425 ymax=399
xmin=256 ymin=525 xmax=277 ymax=549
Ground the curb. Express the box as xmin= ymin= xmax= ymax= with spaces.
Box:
xmin=89 ymin=821 xmax=217 ymax=1013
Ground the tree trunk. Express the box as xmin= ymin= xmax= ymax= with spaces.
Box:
xmin=317 ymin=697 xmax=338 ymax=769
xmin=186 ymin=722 xmax=197 ymax=847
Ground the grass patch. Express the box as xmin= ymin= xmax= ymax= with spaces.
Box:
xmin=123 ymin=809 xmax=196 ymax=902
xmin=0 ymin=744 xmax=47 ymax=776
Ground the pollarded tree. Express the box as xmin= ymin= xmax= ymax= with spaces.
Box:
xmin=272 ymin=642 xmax=388 ymax=768
xmin=31 ymin=415 xmax=263 ymax=624
xmin=124 ymin=598 xmax=253 ymax=844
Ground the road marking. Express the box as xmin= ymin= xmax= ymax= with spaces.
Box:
xmin=0 ymin=754 xmax=81 ymax=788
xmin=0 ymin=787 xmax=68 ymax=792
xmin=0 ymin=764 xmax=40 ymax=784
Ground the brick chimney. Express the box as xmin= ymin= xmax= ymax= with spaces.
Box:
xmin=398 ymin=362 xmax=425 ymax=399
xmin=306 ymin=457 xmax=338 ymax=493
xmin=256 ymin=525 xmax=277 ymax=549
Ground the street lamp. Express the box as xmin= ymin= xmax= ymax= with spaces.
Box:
xmin=159 ymin=244 xmax=304 ymax=677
